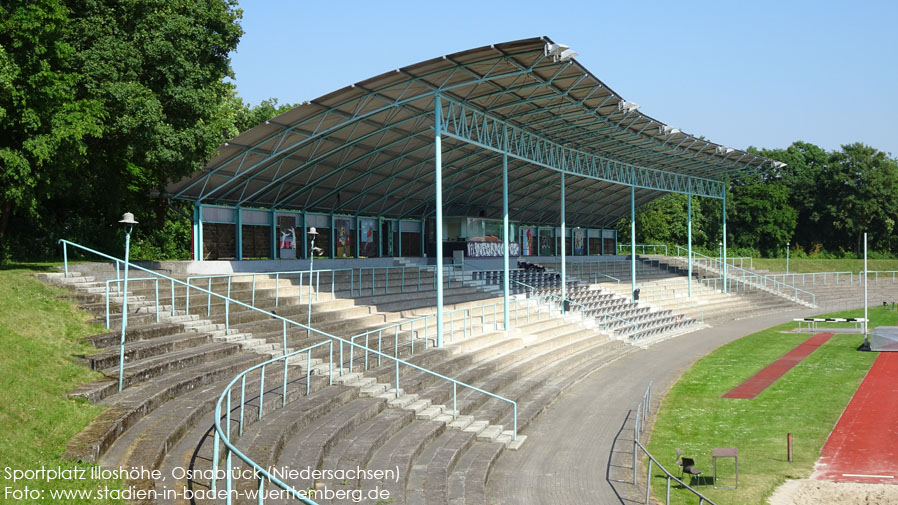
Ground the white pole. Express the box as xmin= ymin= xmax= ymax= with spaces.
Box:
xmin=864 ymin=232 xmax=868 ymax=345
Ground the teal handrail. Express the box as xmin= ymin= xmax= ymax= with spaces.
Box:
xmin=105 ymin=277 xmax=160 ymax=329
xmin=631 ymin=382 xmax=717 ymax=505
xmin=59 ymin=239 xmax=517 ymax=504
xmin=185 ymin=268 xmax=354 ymax=314
xmin=676 ymin=246 xmax=816 ymax=306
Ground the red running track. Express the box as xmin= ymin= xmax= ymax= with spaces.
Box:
xmin=815 ymin=352 xmax=898 ymax=484
xmin=721 ymin=332 xmax=834 ymax=399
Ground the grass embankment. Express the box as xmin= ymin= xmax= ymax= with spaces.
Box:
xmin=752 ymin=257 xmax=898 ymax=274
xmin=646 ymin=306 xmax=897 ymax=505
xmin=0 ymin=265 xmax=122 ymax=504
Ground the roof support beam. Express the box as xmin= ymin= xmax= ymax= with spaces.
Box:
xmin=441 ymin=98 xmax=725 ymax=199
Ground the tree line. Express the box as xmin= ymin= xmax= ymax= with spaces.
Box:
xmin=2 ymin=2 xmax=895 ymax=262
xmin=618 ymin=142 xmax=898 ymax=258
xmin=0 ymin=0 xmax=293 ymax=261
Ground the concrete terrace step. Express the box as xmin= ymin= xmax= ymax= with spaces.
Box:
xmin=64 ymin=351 xmax=264 ymax=463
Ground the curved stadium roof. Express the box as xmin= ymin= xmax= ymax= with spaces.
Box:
xmin=168 ymin=36 xmax=777 ymax=228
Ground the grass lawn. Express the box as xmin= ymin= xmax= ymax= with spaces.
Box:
xmin=0 ymin=265 xmax=122 ymax=504
xmin=752 ymin=257 xmax=898 ymax=274
xmin=645 ymin=305 xmax=898 ymax=505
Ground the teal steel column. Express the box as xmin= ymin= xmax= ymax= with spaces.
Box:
xmin=301 ymin=212 xmax=307 ymax=259
xmin=722 ymin=187 xmax=728 ymax=293
xmin=378 ymin=217 xmax=383 ymax=258
xmin=235 ymin=206 xmax=243 ymax=261
xmin=192 ymin=204 xmax=200 ymax=261
xmin=560 ymin=173 xmax=566 ymax=311
xmin=197 ymin=205 xmax=204 ymax=261
xmin=687 ymin=192 xmax=693 ymax=298
xmin=398 ymin=221 xmax=403 ymax=257
xmin=502 ymin=153 xmax=510 ymax=330
xmin=601 ymin=229 xmax=605 ymax=255
xmin=270 ymin=209 xmax=277 ymax=259
xmin=329 ymin=213 xmax=335 ymax=258
xmin=420 ymin=218 xmax=425 ymax=257
xmin=435 ymin=94 xmax=445 ymax=347
xmin=355 ymin=216 xmax=360 ymax=258
xmin=631 ymin=185 xmax=636 ymax=299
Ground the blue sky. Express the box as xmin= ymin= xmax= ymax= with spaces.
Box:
xmin=230 ymin=0 xmax=897 ymax=156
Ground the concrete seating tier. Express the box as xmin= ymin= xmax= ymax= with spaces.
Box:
xmin=155 ymin=316 xmax=631 ymax=505
xmin=41 ymin=260 xmax=638 ymax=505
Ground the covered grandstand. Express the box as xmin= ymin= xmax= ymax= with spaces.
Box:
xmin=168 ymin=35 xmax=777 ymax=345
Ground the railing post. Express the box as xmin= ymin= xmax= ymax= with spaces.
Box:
xmin=645 ymin=459 xmax=652 ymax=505
xmin=62 ymin=242 xmax=69 ymax=277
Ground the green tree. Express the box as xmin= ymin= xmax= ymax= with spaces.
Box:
xmin=1 ymin=0 xmax=244 ymax=259
xmin=821 ymin=143 xmax=898 ymax=253
xmin=728 ymin=175 xmax=797 ymax=256
xmin=0 ymin=0 xmax=104 ymax=241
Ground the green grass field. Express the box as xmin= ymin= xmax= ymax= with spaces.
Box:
xmin=0 ymin=265 xmax=123 ymax=504
xmin=751 ymin=257 xmax=898 ymax=274
xmin=645 ymin=306 xmax=898 ymax=505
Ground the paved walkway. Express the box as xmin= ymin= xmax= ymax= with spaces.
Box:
xmin=814 ymin=352 xmax=898 ymax=484
xmin=487 ymin=307 xmax=818 ymax=505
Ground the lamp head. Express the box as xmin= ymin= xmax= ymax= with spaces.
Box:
xmin=119 ymin=212 xmax=138 ymax=225
xmin=307 ymin=227 xmax=318 ymax=236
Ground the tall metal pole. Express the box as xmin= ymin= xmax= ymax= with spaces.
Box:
xmin=307 ymin=232 xmax=316 ymax=338
xmin=631 ymin=185 xmax=636 ymax=300
xmin=435 ymin=94 xmax=444 ymax=347
xmin=786 ymin=242 xmax=790 ymax=274
xmin=722 ymin=188 xmax=728 ymax=294
xmin=560 ymin=172 xmax=566 ymax=312
xmin=864 ymin=232 xmax=869 ymax=346
xmin=687 ymin=192 xmax=693 ymax=298
xmin=118 ymin=224 xmax=132 ymax=392
xmin=503 ymin=153 xmax=510 ymax=330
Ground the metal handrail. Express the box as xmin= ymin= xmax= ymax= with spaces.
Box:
xmin=60 ymin=239 xmax=518 ymax=504
xmin=356 ymin=264 xmax=463 ymax=295
xmin=631 ymin=382 xmax=717 ymax=505
xmin=676 ymin=246 xmax=816 ymax=306
xmin=346 ymin=296 xmax=552 ymax=375
xmin=105 ymin=277 xmax=161 ymax=329
xmin=185 ymin=269 xmax=355 ymax=314
xmin=617 ymin=244 xmax=670 ymax=256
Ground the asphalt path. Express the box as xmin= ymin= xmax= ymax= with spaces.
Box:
xmin=487 ymin=306 xmax=820 ymax=505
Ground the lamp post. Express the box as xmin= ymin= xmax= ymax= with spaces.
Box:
xmin=118 ymin=212 xmax=138 ymax=392
xmin=307 ymin=227 xmax=322 ymax=338
xmin=718 ymin=241 xmax=723 ymax=268
xmin=786 ymin=241 xmax=790 ymax=275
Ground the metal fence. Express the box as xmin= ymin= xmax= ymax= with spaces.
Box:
xmin=632 ymin=382 xmax=717 ymax=505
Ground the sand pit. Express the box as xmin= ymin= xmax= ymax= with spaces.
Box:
xmin=768 ymin=479 xmax=898 ymax=505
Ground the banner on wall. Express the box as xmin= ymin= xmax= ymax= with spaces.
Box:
xmin=277 ymin=215 xmax=297 ymax=259
xmin=522 ymin=227 xmax=534 ymax=256
xmin=539 ymin=232 xmax=553 ymax=256
xmin=335 ymin=218 xmax=352 ymax=258
xmin=574 ymin=229 xmax=585 ymax=255
xmin=360 ymin=218 xmax=377 ymax=257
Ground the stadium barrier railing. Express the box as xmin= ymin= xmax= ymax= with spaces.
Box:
xmin=632 ymin=382 xmax=717 ymax=505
